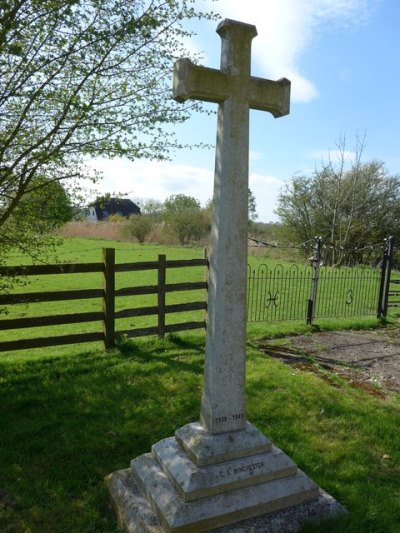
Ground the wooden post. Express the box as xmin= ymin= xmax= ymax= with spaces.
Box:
xmin=103 ymin=248 xmax=115 ymax=348
xmin=204 ymin=247 xmax=209 ymax=329
xmin=158 ymin=254 xmax=166 ymax=338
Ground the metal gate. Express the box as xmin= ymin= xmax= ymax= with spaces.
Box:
xmin=247 ymin=237 xmax=391 ymax=324
xmin=247 ymin=263 xmax=312 ymax=322
xmin=247 ymin=263 xmax=381 ymax=323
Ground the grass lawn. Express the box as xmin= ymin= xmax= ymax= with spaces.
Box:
xmin=1 ymin=237 xmax=399 ymax=531
xmin=1 ymin=332 xmax=399 ymax=532
xmin=1 ymin=237 xmax=390 ymax=352
xmin=1 ymin=239 xmax=208 ymax=347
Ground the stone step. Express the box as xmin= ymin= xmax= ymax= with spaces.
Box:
xmin=175 ymin=421 xmax=272 ymax=467
xmin=152 ymin=437 xmax=297 ymax=502
xmin=131 ymin=453 xmax=319 ymax=532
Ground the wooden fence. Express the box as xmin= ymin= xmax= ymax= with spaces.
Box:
xmin=0 ymin=249 xmax=208 ymax=352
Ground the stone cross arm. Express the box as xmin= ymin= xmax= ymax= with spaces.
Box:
xmin=173 ymin=61 xmax=290 ymax=118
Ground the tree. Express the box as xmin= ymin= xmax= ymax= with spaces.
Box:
xmin=276 ymin=136 xmax=400 ymax=265
xmin=1 ymin=175 xmax=72 ymax=260
xmin=15 ymin=175 xmax=72 ymax=230
xmin=163 ymin=193 xmax=209 ymax=245
xmin=140 ymin=198 xmax=165 ymax=217
xmin=0 ymin=0 xmax=215 ymax=260
xmin=126 ymin=214 xmax=155 ymax=244
xmin=164 ymin=194 xmax=201 ymax=213
xmin=248 ymin=188 xmax=258 ymax=222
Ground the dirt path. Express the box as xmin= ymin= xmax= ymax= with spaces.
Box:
xmin=256 ymin=327 xmax=400 ymax=396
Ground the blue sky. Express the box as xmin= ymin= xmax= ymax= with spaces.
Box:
xmin=89 ymin=0 xmax=400 ymax=222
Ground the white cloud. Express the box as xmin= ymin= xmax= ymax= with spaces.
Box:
xmin=249 ymin=172 xmax=285 ymax=222
xmin=86 ymin=157 xmax=214 ymax=206
xmin=201 ymin=0 xmax=379 ymax=102
xmin=85 ymin=157 xmax=283 ymax=222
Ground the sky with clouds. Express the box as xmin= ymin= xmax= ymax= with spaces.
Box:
xmin=89 ymin=0 xmax=400 ymax=222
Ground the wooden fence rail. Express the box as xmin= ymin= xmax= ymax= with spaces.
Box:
xmin=0 ymin=249 xmax=208 ymax=353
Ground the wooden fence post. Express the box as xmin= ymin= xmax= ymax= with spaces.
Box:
xmin=204 ymin=247 xmax=209 ymax=328
xmin=103 ymin=248 xmax=115 ymax=348
xmin=158 ymin=254 xmax=166 ymax=338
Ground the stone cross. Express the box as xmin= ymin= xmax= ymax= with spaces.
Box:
xmin=174 ymin=19 xmax=290 ymax=435
xmin=106 ymin=21 xmax=343 ymax=532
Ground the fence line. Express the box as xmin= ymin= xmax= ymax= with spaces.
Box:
xmin=0 ymin=249 xmax=208 ymax=352
xmin=247 ymin=261 xmax=384 ymax=324
xmin=1 ymin=239 xmax=396 ymax=353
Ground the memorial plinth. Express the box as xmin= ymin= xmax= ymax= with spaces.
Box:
xmin=105 ymin=422 xmax=344 ymax=532
xmin=105 ymin=18 xmax=346 ymax=532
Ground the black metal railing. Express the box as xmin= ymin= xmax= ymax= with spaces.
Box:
xmin=247 ymin=237 xmax=391 ymax=324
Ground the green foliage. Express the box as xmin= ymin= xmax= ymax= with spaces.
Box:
xmin=248 ymin=188 xmax=258 ymax=221
xmin=0 ymin=176 xmax=72 ymax=294
xmin=276 ymin=135 xmax=400 ymax=265
xmin=126 ymin=214 xmax=155 ymax=243
xmin=163 ymin=194 xmax=209 ymax=245
xmin=164 ymin=193 xmax=201 ymax=213
xmin=13 ymin=176 xmax=73 ymax=230
xmin=0 ymin=0 xmax=217 ymax=262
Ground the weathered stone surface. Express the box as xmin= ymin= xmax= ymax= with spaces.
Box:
xmin=173 ymin=19 xmax=290 ymax=436
xmin=175 ymin=421 xmax=271 ymax=467
xmin=131 ymin=453 xmax=319 ymax=532
xmin=104 ymin=19 xmax=346 ymax=533
xmin=152 ymin=437 xmax=297 ymax=502
xmin=105 ymin=469 xmax=161 ymax=533
xmin=212 ymin=489 xmax=347 ymax=533
xmin=106 ymin=469 xmax=346 ymax=533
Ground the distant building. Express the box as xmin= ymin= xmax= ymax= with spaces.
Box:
xmin=87 ymin=198 xmax=141 ymax=221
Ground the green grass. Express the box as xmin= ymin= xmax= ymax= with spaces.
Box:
xmin=1 ymin=239 xmax=208 ymax=347
xmin=0 ymin=333 xmax=399 ymax=532
xmin=1 ymin=237 xmax=391 ymax=356
xmin=1 ymin=238 xmax=399 ymax=530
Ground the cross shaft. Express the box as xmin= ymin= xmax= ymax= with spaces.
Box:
xmin=173 ymin=19 xmax=290 ymax=434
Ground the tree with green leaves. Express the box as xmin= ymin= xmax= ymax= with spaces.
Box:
xmin=126 ymin=214 xmax=155 ymax=244
xmin=276 ymin=136 xmax=400 ymax=265
xmin=248 ymin=188 xmax=258 ymax=222
xmin=0 ymin=0 xmax=216 ymax=262
xmin=163 ymin=193 xmax=209 ymax=245
xmin=2 ymin=175 xmax=72 ymax=263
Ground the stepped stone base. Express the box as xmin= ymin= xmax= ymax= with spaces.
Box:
xmin=105 ymin=422 xmax=346 ymax=532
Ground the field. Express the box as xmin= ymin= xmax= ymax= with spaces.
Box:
xmin=0 ymin=238 xmax=387 ymax=355
xmin=0 ymin=239 xmax=208 ymax=353
xmin=1 ymin=238 xmax=399 ymax=531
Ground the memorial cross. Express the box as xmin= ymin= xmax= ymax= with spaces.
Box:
xmin=174 ymin=19 xmax=290 ymax=434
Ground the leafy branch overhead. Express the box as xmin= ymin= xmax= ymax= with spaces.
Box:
xmin=0 ymin=0 xmax=217 ymax=255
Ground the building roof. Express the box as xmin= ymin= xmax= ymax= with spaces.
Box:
xmin=90 ymin=198 xmax=141 ymax=220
